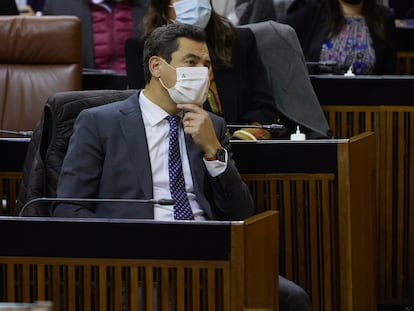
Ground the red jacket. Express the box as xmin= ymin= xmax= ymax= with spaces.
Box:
xmin=90 ymin=0 xmax=133 ymax=72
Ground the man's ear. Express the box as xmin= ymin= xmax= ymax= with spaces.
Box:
xmin=148 ymin=56 xmax=162 ymax=78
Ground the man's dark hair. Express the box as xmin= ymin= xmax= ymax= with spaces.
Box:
xmin=143 ymin=23 xmax=206 ymax=85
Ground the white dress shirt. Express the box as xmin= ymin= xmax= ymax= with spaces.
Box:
xmin=139 ymin=92 xmax=227 ymax=221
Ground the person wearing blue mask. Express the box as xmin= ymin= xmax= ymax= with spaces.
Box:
xmin=170 ymin=0 xmax=212 ymax=28
xmin=125 ymin=1 xmax=314 ymax=309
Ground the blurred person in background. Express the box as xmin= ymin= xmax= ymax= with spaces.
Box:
xmin=42 ymin=0 xmax=148 ymax=73
xmin=285 ymin=0 xmax=397 ymax=74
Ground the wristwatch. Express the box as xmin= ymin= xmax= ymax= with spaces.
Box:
xmin=205 ymin=147 xmax=226 ymax=162
xmin=215 ymin=147 xmax=226 ymax=162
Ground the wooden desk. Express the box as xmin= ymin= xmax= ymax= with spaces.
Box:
xmin=311 ymin=74 xmax=414 ymax=107
xmin=0 ymin=138 xmax=29 ymax=215
xmin=396 ymin=22 xmax=414 ymax=52
xmin=312 ymin=74 xmax=414 ymax=305
xmin=0 ymin=132 xmax=376 ymax=310
xmin=232 ymin=132 xmax=376 ymax=311
xmin=394 ymin=21 xmax=414 ymax=73
xmin=0 ymin=211 xmax=279 ymax=311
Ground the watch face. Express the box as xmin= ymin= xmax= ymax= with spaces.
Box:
xmin=216 ymin=148 xmax=226 ymax=162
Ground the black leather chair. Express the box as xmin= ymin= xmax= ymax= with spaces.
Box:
xmin=15 ymin=89 xmax=137 ymax=216
xmin=0 ymin=0 xmax=19 ymax=15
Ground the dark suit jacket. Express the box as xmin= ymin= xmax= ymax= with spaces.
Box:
xmin=0 ymin=0 xmax=19 ymax=15
xmin=53 ymin=91 xmax=254 ymax=220
xmin=236 ymin=0 xmax=294 ymax=24
xmin=125 ymin=27 xmax=279 ymax=126
xmin=285 ymin=0 xmax=397 ymax=74
xmin=42 ymin=0 xmax=148 ymax=69
xmin=244 ymin=21 xmax=331 ymax=138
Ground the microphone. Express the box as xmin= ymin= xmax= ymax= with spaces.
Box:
xmin=305 ymin=61 xmax=337 ymax=66
xmin=305 ymin=61 xmax=337 ymax=74
xmin=227 ymin=124 xmax=285 ymax=131
xmin=0 ymin=129 xmax=33 ymax=137
xmin=18 ymin=197 xmax=175 ymax=217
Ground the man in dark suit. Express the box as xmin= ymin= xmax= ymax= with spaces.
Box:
xmin=53 ymin=21 xmax=311 ymax=311
xmin=52 ymin=22 xmax=254 ymax=221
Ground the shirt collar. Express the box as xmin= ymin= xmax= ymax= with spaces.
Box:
xmin=139 ymin=91 xmax=183 ymax=127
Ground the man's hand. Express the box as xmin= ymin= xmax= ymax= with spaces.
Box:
xmin=177 ymin=103 xmax=221 ymax=159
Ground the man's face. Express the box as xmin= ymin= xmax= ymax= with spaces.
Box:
xmin=159 ymin=37 xmax=211 ymax=89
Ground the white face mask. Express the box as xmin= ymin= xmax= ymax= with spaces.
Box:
xmin=170 ymin=0 xmax=212 ymax=29
xmin=159 ymin=59 xmax=210 ymax=106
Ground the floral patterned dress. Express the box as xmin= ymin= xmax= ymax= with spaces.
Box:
xmin=319 ymin=16 xmax=376 ymax=74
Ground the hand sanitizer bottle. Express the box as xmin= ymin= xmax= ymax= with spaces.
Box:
xmin=290 ymin=125 xmax=306 ymax=141
xmin=344 ymin=65 xmax=355 ymax=76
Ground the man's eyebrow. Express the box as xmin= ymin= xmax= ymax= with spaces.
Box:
xmin=181 ymin=53 xmax=211 ymax=66
xmin=180 ymin=53 xmax=201 ymax=61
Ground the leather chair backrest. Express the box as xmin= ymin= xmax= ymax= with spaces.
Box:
xmin=15 ymin=89 xmax=137 ymax=216
xmin=0 ymin=16 xmax=82 ymax=133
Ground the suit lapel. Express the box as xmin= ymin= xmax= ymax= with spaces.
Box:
xmin=119 ymin=94 xmax=153 ymax=203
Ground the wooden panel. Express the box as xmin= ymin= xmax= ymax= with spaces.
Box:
xmin=396 ymin=51 xmax=414 ymax=74
xmin=0 ymin=172 xmax=21 ymax=215
xmin=239 ymin=133 xmax=376 ymax=311
xmin=243 ymin=211 xmax=279 ymax=309
xmin=0 ymin=257 xmax=231 ymax=311
xmin=0 ymin=212 xmax=279 ymax=311
xmin=337 ymin=133 xmax=376 ymax=310
xmin=0 ymin=137 xmax=28 ymax=215
xmin=323 ymin=105 xmax=414 ymax=305
xmin=241 ymin=174 xmax=337 ymax=311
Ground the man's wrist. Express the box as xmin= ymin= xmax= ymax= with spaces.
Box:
xmin=204 ymin=147 xmax=226 ymax=162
